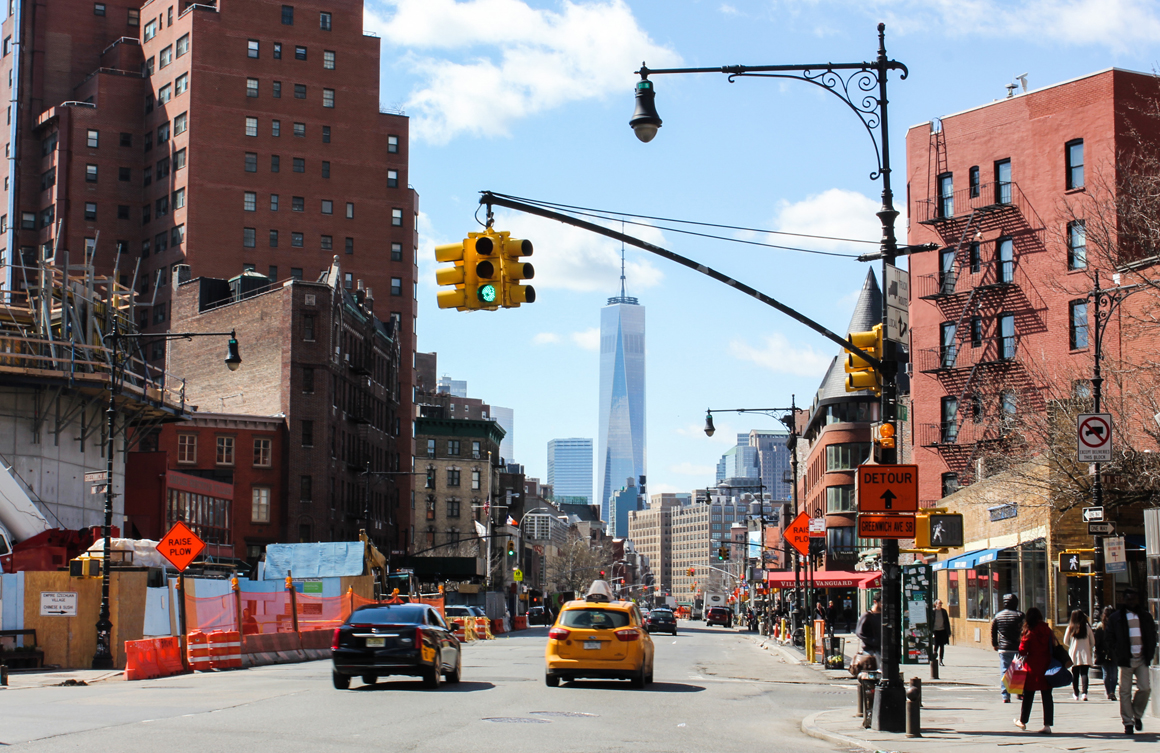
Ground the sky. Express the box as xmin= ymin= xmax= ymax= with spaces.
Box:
xmin=363 ymin=0 xmax=1160 ymax=497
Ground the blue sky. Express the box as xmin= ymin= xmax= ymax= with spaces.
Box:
xmin=364 ymin=0 xmax=1160 ymax=496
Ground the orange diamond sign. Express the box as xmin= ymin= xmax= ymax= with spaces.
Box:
xmin=157 ymin=521 xmax=206 ymax=572
xmin=784 ymin=511 xmax=811 ymax=557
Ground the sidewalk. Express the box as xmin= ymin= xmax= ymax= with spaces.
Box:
xmin=747 ymin=632 xmax=1158 ymax=752
xmin=1 ymin=668 xmax=123 ymax=690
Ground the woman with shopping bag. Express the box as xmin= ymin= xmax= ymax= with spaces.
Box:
xmin=1014 ymin=607 xmax=1055 ymax=734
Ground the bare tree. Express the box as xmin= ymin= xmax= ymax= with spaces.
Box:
xmin=546 ymin=531 xmax=612 ymax=594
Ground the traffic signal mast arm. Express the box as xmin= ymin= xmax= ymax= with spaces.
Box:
xmin=478 ymin=191 xmax=882 ymax=368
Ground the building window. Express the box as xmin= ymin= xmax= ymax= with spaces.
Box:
xmin=85 ymin=164 xmax=98 ymax=182
xmin=322 ymin=126 xmax=331 ymax=143
xmin=293 ymin=158 xmax=305 ymax=173
xmin=471 ymin=469 xmax=481 ymax=490
xmin=938 ymin=248 xmax=956 ymax=294
xmin=390 ymin=277 xmax=402 ymax=296
xmin=447 ymin=469 xmax=461 ymax=487
xmin=321 ymin=235 xmax=333 ymax=251
xmin=159 ymin=45 xmax=172 ymax=68
xmin=291 ymin=232 xmax=304 ymax=247
xmin=176 ymin=33 xmax=188 ymax=56
xmin=244 ymin=152 xmax=257 ymax=172
xmin=271 ymin=155 xmax=280 ymax=172
xmin=447 ymin=499 xmax=460 ymax=518
xmin=282 ymin=4 xmax=294 ymax=24
xmin=173 ymin=188 xmax=185 ymax=209
xmin=246 ymin=78 xmax=259 ymax=97
xmin=273 ymin=81 xmax=282 ymax=98
xmin=1070 ymin=300 xmax=1089 ymax=349
xmin=343 ymin=237 xmax=353 ymax=255
xmin=294 ymin=83 xmax=306 ymax=99
xmin=940 ymin=321 xmax=957 ymax=368
xmin=390 ymin=242 xmax=402 ymax=262
xmin=252 ymin=487 xmax=271 ymax=523
xmin=117 ymin=205 xmax=130 ymax=219
xmin=245 ymin=116 xmax=258 ymax=136
xmin=826 ymin=526 xmax=855 ymax=554
xmin=937 ymin=172 xmax=953 ymax=218
xmin=941 ymin=473 xmax=959 ymax=498
xmin=87 ymin=129 xmax=99 ymax=148
xmin=826 ymin=484 xmax=854 ymax=513
xmin=243 ymin=227 xmax=256 ymax=247
xmin=426 ymin=438 xmax=436 ymax=457
xmin=293 ymin=122 xmax=305 ymax=137
xmin=272 ymin=120 xmax=281 ymax=137
xmin=174 ymin=112 xmax=187 ymax=134
xmin=216 ymin=436 xmax=235 ymax=465
xmin=172 ymin=225 xmax=184 ymax=245
xmin=447 ymin=440 xmax=460 ymax=456
xmin=323 ymin=88 xmax=334 ymax=108
xmin=1066 ymin=139 xmax=1084 ymax=190
xmin=248 ymin=39 xmax=259 ymax=58
xmin=968 ymin=166 xmax=980 ymax=198
xmin=994 ymin=159 xmax=1012 ymax=204
xmin=388 ymin=169 xmax=398 ymax=188
xmin=321 ymin=199 xmax=333 ymax=215
xmin=244 ymin=192 xmax=257 ymax=211
xmin=299 ymin=475 xmax=312 ymax=502
xmin=177 ymin=434 xmax=196 ymax=463
xmin=128 ymin=8 xmax=140 ymax=25
xmin=269 ymin=230 xmax=279 ymax=247
xmin=175 ymin=73 xmax=188 ymax=95
xmin=292 ymin=196 xmax=305 ymax=212
xmin=144 ymin=19 xmax=156 ymax=40
xmin=997 ymin=237 xmax=1014 ymax=283
xmin=1067 ymin=220 xmax=1086 ymax=270
xmin=302 ymin=367 xmax=314 ymax=393
xmin=388 ymin=135 xmax=398 ymax=153
xmin=321 ymin=161 xmax=330 ymax=179
xmin=84 ymin=202 xmax=97 ymax=220
xmin=301 ymin=419 xmax=314 ymax=446
xmin=970 ymin=316 xmax=982 ymax=347
xmin=391 ymin=208 xmax=402 ymax=226
xmin=324 ymin=50 xmax=335 ymax=69
xmin=254 ymin=437 xmax=272 ymax=467
xmin=999 ymin=313 xmax=1015 ymax=360
xmin=824 ymin=442 xmax=871 ymax=471
xmin=941 ymin=396 xmax=958 ymax=443
xmin=320 ymin=11 xmax=331 ymax=30
xmin=175 ymin=148 xmax=186 ymax=170
xmin=157 ymin=123 xmax=170 ymax=144
xmin=303 ymin=313 xmax=315 ymax=340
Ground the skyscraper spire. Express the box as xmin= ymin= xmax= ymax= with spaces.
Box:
xmin=608 ymin=240 xmax=638 ymax=306
xmin=620 ymin=243 xmax=627 ymax=300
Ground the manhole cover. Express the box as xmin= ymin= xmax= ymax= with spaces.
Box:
xmin=530 ymin=711 xmax=599 ymax=718
xmin=482 ymin=718 xmax=551 ymax=724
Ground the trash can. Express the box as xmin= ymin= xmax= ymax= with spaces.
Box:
xmin=826 ymin=636 xmax=846 ymax=669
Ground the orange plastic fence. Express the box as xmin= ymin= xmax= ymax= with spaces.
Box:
xmin=185 ymin=589 xmax=448 ymax=636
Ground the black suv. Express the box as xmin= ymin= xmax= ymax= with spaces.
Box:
xmin=644 ymin=608 xmax=677 ymax=635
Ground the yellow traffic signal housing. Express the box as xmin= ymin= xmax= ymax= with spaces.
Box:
xmin=915 ymin=512 xmax=964 ymax=549
xmin=434 ymin=239 xmax=470 ymax=310
xmin=473 ymin=233 xmax=501 ymax=310
xmin=434 ymin=232 xmax=502 ymax=311
xmin=498 ymin=233 xmax=536 ymax=307
xmin=844 ymin=323 xmax=883 ymax=395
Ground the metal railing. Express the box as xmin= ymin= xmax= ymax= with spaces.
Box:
xmin=915 ymin=335 xmax=1019 ymax=373
xmin=915 ymin=180 xmax=1034 ymax=225
xmin=916 ymin=258 xmax=1017 ymax=300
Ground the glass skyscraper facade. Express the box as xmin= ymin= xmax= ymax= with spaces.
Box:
xmin=597 ymin=289 xmax=646 ymax=525
xmin=547 ymin=438 xmax=593 ymax=505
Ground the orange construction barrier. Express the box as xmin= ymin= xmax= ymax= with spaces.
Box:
xmin=208 ymin=630 xmax=243 ymax=670
xmin=187 ymin=630 xmax=211 ymax=671
xmin=155 ymin=637 xmax=185 ymax=676
xmin=123 ymin=639 xmax=161 ymax=681
xmin=473 ymin=617 xmax=488 ymax=640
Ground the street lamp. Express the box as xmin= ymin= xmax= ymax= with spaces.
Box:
xmin=642 ymin=27 xmax=908 ymax=730
xmin=92 ymin=323 xmax=241 ymax=670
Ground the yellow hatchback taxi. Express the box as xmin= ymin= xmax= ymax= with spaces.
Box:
xmin=545 ymin=580 xmax=655 ymax=687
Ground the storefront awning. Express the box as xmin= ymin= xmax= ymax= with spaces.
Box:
xmin=931 ymin=548 xmax=1003 ymax=571
xmin=764 ymin=570 xmax=881 ymax=589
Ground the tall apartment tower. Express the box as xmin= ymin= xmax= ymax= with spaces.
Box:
xmin=547 ymin=437 xmax=593 ymax=505
xmin=0 ymin=0 xmax=418 ymax=541
xmin=597 ymin=260 xmax=645 ymax=522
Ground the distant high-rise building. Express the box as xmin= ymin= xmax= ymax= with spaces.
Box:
xmin=597 ymin=255 xmax=646 ymax=523
xmin=608 ymin=479 xmax=640 ymax=539
xmin=437 ymin=376 xmax=468 ymax=398
xmin=547 ymin=438 xmax=593 ymax=505
xmin=491 ymin=406 xmax=514 ymax=462
xmin=750 ymin=430 xmax=793 ymax=500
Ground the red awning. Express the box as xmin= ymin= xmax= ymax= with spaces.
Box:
xmin=765 ymin=570 xmax=881 ymax=589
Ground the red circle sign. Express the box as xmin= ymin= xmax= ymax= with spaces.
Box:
xmin=1079 ymin=416 xmax=1110 ymax=448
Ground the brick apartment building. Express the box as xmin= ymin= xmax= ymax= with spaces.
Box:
xmin=0 ymin=0 xmax=418 ymax=534
xmin=905 ymin=69 xmax=1160 ymax=629
xmin=165 ymin=258 xmax=403 ymax=556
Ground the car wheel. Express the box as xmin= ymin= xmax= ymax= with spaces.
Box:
xmin=361 ymin=674 xmax=377 ymax=686
xmin=631 ymin=666 xmax=647 ymax=689
xmin=332 ymin=671 xmax=350 ymax=690
xmin=545 ymin=673 xmax=560 ymax=687
xmin=445 ymin=651 xmax=462 ymax=684
xmin=424 ymin=653 xmax=442 ymax=689
xmin=645 ymin=662 xmax=654 ymax=685
xmin=672 ymin=629 xmax=678 ymax=636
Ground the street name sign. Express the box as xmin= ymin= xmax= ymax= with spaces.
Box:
xmin=785 ymin=512 xmax=811 ymax=557
xmin=40 ymin=591 xmax=78 ymax=616
xmin=1082 ymin=506 xmax=1105 ymax=522
xmin=857 ymin=514 xmax=915 ymax=539
xmin=1077 ymin=413 xmax=1113 ymax=462
xmin=1088 ymin=522 xmax=1115 ymax=535
xmin=84 ymin=471 xmax=109 ymax=483
xmin=157 ymin=521 xmax=206 ymax=572
xmin=857 ymin=464 xmax=919 ymax=513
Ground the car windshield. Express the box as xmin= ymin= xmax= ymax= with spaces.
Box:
xmin=445 ymin=606 xmax=471 ymax=616
xmin=560 ymin=608 xmax=631 ymax=630
xmin=347 ymin=604 xmax=429 ymax=625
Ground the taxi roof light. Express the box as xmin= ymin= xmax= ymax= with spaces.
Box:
xmin=585 ymin=580 xmax=614 ymax=603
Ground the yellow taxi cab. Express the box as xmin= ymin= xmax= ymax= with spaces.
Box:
xmin=545 ymin=580 xmax=654 ymax=688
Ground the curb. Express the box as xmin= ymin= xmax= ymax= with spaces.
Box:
xmin=801 ymin=709 xmax=893 ymax=753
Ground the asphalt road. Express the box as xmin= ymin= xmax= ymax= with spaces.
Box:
xmin=1 ymin=622 xmax=853 ymax=752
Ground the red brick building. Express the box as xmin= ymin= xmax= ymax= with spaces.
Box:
xmin=0 ymin=0 xmax=417 ymax=534
xmin=905 ymin=68 xmax=1160 ymax=505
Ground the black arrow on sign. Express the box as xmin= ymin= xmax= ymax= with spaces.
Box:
xmin=881 ymin=490 xmax=897 ymax=510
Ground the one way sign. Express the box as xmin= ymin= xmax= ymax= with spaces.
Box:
xmin=857 ymin=464 xmax=919 ymax=513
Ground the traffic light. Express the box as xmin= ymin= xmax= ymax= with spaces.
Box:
xmin=717 ymin=546 xmax=729 ymax=561
xmin=687 ymin=567 xmax=695 ymax=577
xmin=915 ymin=512 xmax=964 ymax=549
xmin=498 ymin=233 xmax=536 ymax=307
xmin=506 ymin=539 xmax=515 ymax=556
xmin=844 ymin=323 xmax=884 ymax=395
xmin=473 ymin=232 xmax=501 ymax=309
xmin=434 ymin=232 xmax=501 ymax=311
xmin=599 ymin=570 xmax=606 ymax=578
xmin=434 ymin=239 xmax=470 ymax=310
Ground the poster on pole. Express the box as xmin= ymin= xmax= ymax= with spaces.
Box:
xmin=901 ymin=564 xmax=933 ymax=665
xmin=1103 ymin=536 xmax=1127 ymax=574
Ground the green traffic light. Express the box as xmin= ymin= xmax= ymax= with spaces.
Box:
xmin=478 ymin=284 xmax=497 ymax=303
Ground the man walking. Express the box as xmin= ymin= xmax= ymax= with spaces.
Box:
xmin=1106 ymin=588 xmax=1157 ymax=735
xmin=855 ymin=598 xmax=882 ymax=664
xmin=991 ymin=594 xmax=1025 ymax=703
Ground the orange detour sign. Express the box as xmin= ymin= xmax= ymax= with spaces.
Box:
xmin=157 ymin=521 xmax=206 ymax=572
xmin=857 ymin=514 xmax=916 ymax=539
xmin=785 ymin=512 xmax=811 ymax=557
xmin=856 ymin=464 xmax=919 ymax=513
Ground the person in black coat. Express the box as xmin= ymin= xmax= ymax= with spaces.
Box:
xmin=855 ymin=598 xmax=882 ymax=662
xmin=1105 ymin=588 xmax=1157 ymax=735
xmin=991 ymin=593 xmax=1025 ymax=703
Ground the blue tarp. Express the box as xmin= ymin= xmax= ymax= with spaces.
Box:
xmin=262 ymin=542 xmax=365 ymax=580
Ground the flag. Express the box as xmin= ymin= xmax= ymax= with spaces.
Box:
xmin=506 ymin=515 xmax=518 ymax=527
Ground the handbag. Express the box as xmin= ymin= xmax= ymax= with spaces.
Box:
xmin=1051 ymin=642 xmax=1073 ymax=669
xmin=1003 ymin=656 xmax=1028 ymax=695
xmin=1046 ymin=659 xmax=1073 ymax=689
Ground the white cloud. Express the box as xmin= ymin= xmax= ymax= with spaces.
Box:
xmin=366 ymin=0 xmax=681 ymax=143
xmin=769 ymin=188 xmax=881 ymax=254
xmin=675 ymin=421 xmax=734 ymax=445
xmin=571 ymin=327 xmax=601 ymax=351
xmin=719 ymin=3 xmax=742 ymax=15
xmin=533 ymin=332 xmax=561 ymax=345
xmin=729 ymin=332 xmax=833 ymax=377
xmin=495 ymin=209 xmax=665 ymax=293
xmin=669 ymin=462 xmax=716 ymax=476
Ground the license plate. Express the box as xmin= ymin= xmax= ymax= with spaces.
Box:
xmin=583 ymin=640 xmax=601 ymax=650
xmin=365 ymin=637 xmax=385 ymax=647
